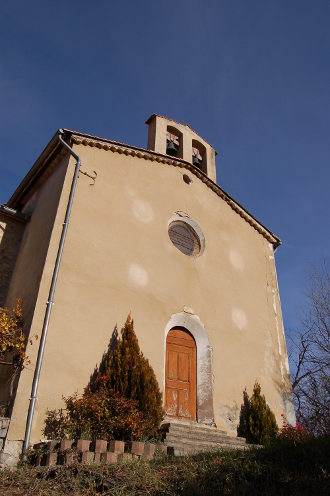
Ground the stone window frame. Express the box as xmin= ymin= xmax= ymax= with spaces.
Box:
xmin=167 ymin=212 xmax=205 ymax=257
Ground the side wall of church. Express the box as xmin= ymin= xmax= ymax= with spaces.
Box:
xmin=2 ymin=155 xmax=69 ymax=417
xmin=0 ymin=213 xmax=26 ymax=411
xmin=7 ymin=144 xmax=293 ymax=442
xmin=0 ymin=213 xmax=25 ymax=307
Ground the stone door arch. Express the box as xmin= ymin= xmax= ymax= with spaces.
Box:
xmin=164 ymin=312 xmax=214 ymax=425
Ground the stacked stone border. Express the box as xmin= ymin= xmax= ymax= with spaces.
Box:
xmin=29 ymin=439 xmax=168 ymax=466
xmin=0 ymin=418 xmax=10 ymax=451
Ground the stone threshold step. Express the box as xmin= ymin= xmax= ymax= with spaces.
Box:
xmin=165 ymin=437 xmax=245 ymax=450
xmin=165 ymin=431 xmax=246 ymax=444
xmin=165 ymin=436 xmax=246 ymax=448
xmin=164 ymin=427 xmax=230 ymax=437
xmin=161 ymin=421 xmax=227 ymax=435
xmin=171 ymin=443 xmax=248 ymax=455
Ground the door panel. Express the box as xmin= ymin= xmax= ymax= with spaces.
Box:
xmin=178 ymin=389 xmax=189 ymax=417
xmin=165 ymin=388 xmax=178 ymax=417
xmin=179 ymin=353 xmax=189 ymax=382
xmin=165 ymin=327 xmax=196 ymax=420
xmin=168 ymin=350 xmax=178 ymax=379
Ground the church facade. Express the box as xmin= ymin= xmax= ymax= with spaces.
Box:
xmin=0 ymin=115 xmax=295 ymax=458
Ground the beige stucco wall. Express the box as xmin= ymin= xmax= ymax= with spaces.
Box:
xmin=7 ymin=143 xmax=293 ymax=442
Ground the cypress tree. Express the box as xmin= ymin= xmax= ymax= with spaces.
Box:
xmin=93 ymin=315 xmax=163 ymax=436
xmin=238 ymin=382 xmax=278 ymax=445
xmin=237 ymin=389 xmax=250 ymax=438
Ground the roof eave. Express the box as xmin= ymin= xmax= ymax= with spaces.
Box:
xmin=0 ymin=204 xmax=29 ymax=223
xmin=69 ymin=131 xmax=281 ymax=248
xmin=6 ymin=128 xmax=281 ymax=249
xmin=7 ymin=130 xmax=63 ymax=208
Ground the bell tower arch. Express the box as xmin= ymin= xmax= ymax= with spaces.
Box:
xmin=146 ymin=114 xmax=217 ymax=183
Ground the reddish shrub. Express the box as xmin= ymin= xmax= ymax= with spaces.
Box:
xmin=278 ymin=414 xmax=311 ymax=445
xmin=43 ymin=383 xmax=147 ymax=441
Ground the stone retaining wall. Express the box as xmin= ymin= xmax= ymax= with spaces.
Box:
xmin=30 ymin=439 xmax=168 ymax=466
xmin=0 ymin=418 xmax=10 ymax=450
xmin=0 ymin=418 xmax=23 ymax=468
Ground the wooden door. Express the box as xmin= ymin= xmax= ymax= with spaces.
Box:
xmin=165 ymin=327 xmax=197 ymax=420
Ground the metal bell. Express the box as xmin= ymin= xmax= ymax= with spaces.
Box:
xmin=167 ymin=141 xmax=178 ymax=156
xmin=192 ymin=155 xmax=201 ymax=167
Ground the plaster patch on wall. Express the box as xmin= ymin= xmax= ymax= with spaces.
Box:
xmin=229 ymin=250 xmax=244 ymax=271
xmin=198 ymin=346 xmax=213 ymax=404
xmin=272 ymin=290 xmax=282 ymax=357
xmin=264 ymin=331 xmax=275 ymax=373
xmin=282 ymin=392 xmax=296 ymax=426
xmin=271 ymin=255 xmax=292 ymax=379
xmin=218 ymin=403 xmax=239 ymax=434
xmin=232 ymin=308 xmax=247 ymax=330
xmin=128 ymin=263 xmax=148 ymax=287
xmin=132 ymin=199 xmax=155 ymax=223
xmin=280 ymin=362 xmax=285 ymax=384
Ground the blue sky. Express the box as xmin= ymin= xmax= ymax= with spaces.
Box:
xmin=1 ymin=0 xmax=329 ymax=339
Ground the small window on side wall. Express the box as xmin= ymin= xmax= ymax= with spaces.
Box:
xmin=192 ymin=140 xmax=207 ymax=174
xmin=166 ymin=126 xmax=183 ymax=158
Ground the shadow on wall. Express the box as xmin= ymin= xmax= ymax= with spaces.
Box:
xmin=88 ymin=326 xmax=119 ymax=390
xmin=0 ymin=219 xmax=25 ymax=416
xmin=0 ymin=219 xmax=24 ymax=307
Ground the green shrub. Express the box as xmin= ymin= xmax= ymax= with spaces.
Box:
xmin=238 ymin=382 xmax=278 ymax=445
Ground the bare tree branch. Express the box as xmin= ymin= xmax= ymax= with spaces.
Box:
xmin=290 ymin=260 xmax=330 ymax=435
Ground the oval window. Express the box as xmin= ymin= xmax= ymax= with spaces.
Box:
xmin=168 ymin=219 xmax=203 ymax=256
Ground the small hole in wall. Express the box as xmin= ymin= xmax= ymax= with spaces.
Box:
xmin=183 ymin=174 xmax=192 ymax=185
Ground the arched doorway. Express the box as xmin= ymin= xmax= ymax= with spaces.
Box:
xmin=165 ymin=327 xmax=197 ymax=420
xmin=164 ymin=312 xmax=214 ymax=425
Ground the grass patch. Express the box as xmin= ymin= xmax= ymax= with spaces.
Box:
xmin=1 ymin=438 xmax=329 ymax=495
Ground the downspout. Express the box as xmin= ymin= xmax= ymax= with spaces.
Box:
xmin=22 ymin=130 xmax=81 ymax=459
